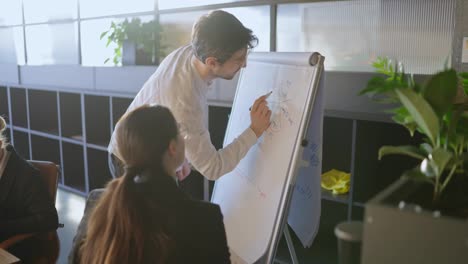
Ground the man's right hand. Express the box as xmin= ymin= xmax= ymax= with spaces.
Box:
xmin=249 ymin=93 xmax=272 ymax=138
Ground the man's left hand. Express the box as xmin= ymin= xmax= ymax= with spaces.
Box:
xmin=176 ymin=159 xmax=191 ymax=181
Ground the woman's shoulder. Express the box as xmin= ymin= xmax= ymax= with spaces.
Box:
xmin=167 ymin=199 xmax=224 ymax=234
xmin=168 ymin=199 xmax=231 ymax=263
xmin=177 ymin=199 xmax=223 ymax=221
xmin=4 ymin=146 xmax=39 ymax=178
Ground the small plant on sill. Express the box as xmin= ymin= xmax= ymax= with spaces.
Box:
xmin=100 ymin=18 xmax=164 ymax=65
xmin=360 ymin=57 xmax=468 ymax=202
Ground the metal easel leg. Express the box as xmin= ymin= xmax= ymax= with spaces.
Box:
xmin=203 ymin=178 xmax=210 ymax=201
xmin=284 ymin=225 xmax=299 ymax=264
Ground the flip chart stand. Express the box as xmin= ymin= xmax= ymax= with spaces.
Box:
xmin=284 ymin=227 xmax=299 ymax=264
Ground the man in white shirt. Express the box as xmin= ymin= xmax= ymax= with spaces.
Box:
xmin=108 ymin=10 xmax=271 ymax=190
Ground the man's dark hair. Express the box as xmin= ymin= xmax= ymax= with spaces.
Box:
xmin=191 ymin=10 xmax=258 ymax=64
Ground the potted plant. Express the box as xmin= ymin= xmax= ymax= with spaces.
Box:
xmin=358 ymin=57 xmax=468 ymax=264
xmin=100 ymin=18 xmax=164 ymax=66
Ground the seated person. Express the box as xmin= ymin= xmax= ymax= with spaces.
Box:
xmin=77 ymin=105 xmax=231 ymax=264
xmin=0 ymin=116 xmax=59 ymax=261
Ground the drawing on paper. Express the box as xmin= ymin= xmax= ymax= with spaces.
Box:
xmin=262 ymin=79 xmax=296 ymax=142
xmin=307 ymin=142 xmax=320 ymax=167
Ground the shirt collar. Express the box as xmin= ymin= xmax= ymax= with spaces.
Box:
xmin=190 ymin=54 xmax=213 ymax=88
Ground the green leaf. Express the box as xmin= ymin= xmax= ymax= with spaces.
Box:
xmin=392 ymin=117 xmax=417 ymax=136
xmin=372 ymin=57 xmax=392 ymax=76
xmin=378 ymin=145 xmax=426 ymax=160
xmin=402 ymin=168 xmax=434 ymax=184
xmin=419 ymin=143 xmax=433 ymax=155
xmin=359 ymin=76 xmax=388 ymax=95
xmin=462 ymin=79 xmax=468 ymax=95
xmin=423 ymin=69 xmax=458 ymax=116
xmin=430 ymin=147 xmax=453 ymax=176
xmin=456 ymin=114 xmax=468 ymax=135
xmin=403 ymin=123 xmax=418 ymax=137
xmin=99 ymin=31 xmax=108 ymax=40
xmin=389 ymin=107 xmax=419 ymax=136
xmin=395 ymin=88 xmax=440 ymax=145
xmin=106 ymin=37 xmax=112 ymax=47
xmin=459 ymin=72 xmax=468 ymax=79
xmin=104 ymin=58 xmax=110 ymax=64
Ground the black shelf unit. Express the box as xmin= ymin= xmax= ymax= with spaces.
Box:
xmin=2 ymin=86 xmax=135 ymax=196
xmin=111 ymin=97 xmax=132 ymax=128
xmin=30 ymin=134 xmax=61 ymax=166
xmin=3 ymin=127 xmax=11 ymax=144
xmin=60 ymin=92 xmax=83 ymax=141
xmin=86 ymin=147 xmax=112 ymax=190
xmin=322 ymin=117 xmax=353 ymax=174
xmin=209 ymin=106 xmax=231 ymax=149
xmin=10 ymin=87 xmax=28 ymax=128
xmin=28 ymin=89 xmax=59 ymax=135
xmin=85 ymin=95 xmax=110 ymax=147
xmin=12 ymin=129 xmax=29 ymax=159
xmin=0 ymin=86 xmax=9 ymax=124
xmin=62 ymin=141 xmax=85 ymax=191
xmin=321 ymin=189 xmax=349 ymax=204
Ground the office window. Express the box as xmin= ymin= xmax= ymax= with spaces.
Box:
xmin=277 ymin=0 xmax=455 ymax=74
xmin=377 ymin=0 xmax=455 ymax=74
xmin=160 ymin=5 xmax=269 ymax=61
xmin=26 ymin=23 xmax=79 ymax=65
xmin=80 ymin=0 xmax=155 ymax=18
xmin=0 ymin=0 xmax=22 ymax=26
xmin=81 ymin=16 xmax=154 ymax=66
xmin=0 ymin=26 xmax=25 ymax=64
xmin=227 ymin=6 xmax=270 ymax=52
xmin=159 ymin=0 xmax=249 ymax=10
xmin=23 ymin=0 xmax=77 ymax=23
xmin=159 ymin=11 xmax=205 ymax=57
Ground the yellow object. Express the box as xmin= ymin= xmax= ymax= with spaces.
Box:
xmin=321 ymin=169 xmax=351 ymax=195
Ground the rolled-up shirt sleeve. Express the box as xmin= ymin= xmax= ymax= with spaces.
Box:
xmin=168 ymin=85 xmax=257 ymax=181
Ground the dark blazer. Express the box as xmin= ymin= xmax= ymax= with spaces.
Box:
xmin=70 ymin=176 xmax=231 ymax=264
xmin=166 ymin=192 xmax=231 ymax=264
xmin=68 ymin=188 xmax=104 ymax=264
xmin=0 ymin=146 xmax=59 ymax=241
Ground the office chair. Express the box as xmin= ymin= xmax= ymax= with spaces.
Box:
xmin=0 ymin=160 xmax=61 ymax=263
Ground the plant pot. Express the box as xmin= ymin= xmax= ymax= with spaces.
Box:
xmin=122 ymin=40 xmax=155 ymax=66
xmin=361 ymin=177 xmax=468 ymax=264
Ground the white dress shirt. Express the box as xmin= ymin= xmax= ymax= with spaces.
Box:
xmin=108 ymin=45 xmax=257 ymax=180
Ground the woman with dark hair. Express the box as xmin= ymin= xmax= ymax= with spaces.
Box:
xmin=0 ymin=116 xmax=59 ymax=262
xmin=79 ymin=105 xmax=231 ymax=264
